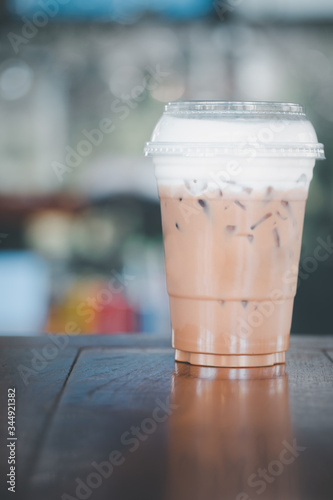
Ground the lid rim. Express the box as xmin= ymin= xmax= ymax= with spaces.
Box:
xmin=165 ymin=100 xmax=305 ymax=115
xmin=145 ymin=141 xmax=325 ymax=159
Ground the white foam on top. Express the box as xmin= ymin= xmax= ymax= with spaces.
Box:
xmin=150 ymin=115 xmax=318 ymax=145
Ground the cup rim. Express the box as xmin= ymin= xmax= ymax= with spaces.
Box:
xmin=164 ymin=100 xmax=305 ymax=116
xmin=144 ymin=141 xmax=325 ymax=159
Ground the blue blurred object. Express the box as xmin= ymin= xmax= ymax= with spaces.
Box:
xmin=8 ymin=0 xmax=213 ymax=21
xmin=0 ymin=252 xmax=49 ymax=335
xmin=140 ymin=307 xmax=161 ymax=334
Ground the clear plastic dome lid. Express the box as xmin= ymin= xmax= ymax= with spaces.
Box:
xmin=144 ymin=101 xmax=325 ymax=159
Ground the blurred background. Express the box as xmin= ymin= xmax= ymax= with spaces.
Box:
xmin=0 ymin=0 xmax=332 ymax=336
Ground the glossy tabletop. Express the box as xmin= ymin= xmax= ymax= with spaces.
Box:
xmin=0 ymin=334 xmax=333 ymax=500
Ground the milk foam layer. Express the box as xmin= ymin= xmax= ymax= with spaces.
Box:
xmin=150 ymin=116 xmax=317 ymax=144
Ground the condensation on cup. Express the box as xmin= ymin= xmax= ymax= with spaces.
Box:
xmin=145 ymin=101 xmax=325 ymax=367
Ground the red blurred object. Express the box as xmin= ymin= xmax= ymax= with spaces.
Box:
xmin=96 ymin=293 xmax=135 ymax=334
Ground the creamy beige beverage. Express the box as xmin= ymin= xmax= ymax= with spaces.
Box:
xmin=159 ymin=185 xmax=306 ymax=365
xmin=145 ymin=101 xmax=324 ymax=367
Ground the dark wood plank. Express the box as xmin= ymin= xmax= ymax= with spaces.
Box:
xmin=1 ymin=336 xmax=333 ymax=500
xmin=25 ymin=344 xmax=333 ymax=500
xmin=0 ymin=342 xmax=79 ymax=499
xmin=286 ymin=350 xmax=333 ymax=500
xmin=28 ymin=348 xmax=174 ymax=500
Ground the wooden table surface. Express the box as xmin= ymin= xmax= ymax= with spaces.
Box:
xmin=1 ymin=334 xmax=333 ymax=500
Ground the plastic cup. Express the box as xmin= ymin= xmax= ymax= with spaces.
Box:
xmin=145 ymin=101 xmax=324 ymax=367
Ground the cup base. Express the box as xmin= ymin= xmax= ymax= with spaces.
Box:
xmin=175 ymin=349 xmax=285 ymax=368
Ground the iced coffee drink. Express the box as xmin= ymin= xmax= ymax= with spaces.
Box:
xmin=145 ymin=101 xmax=324 ymax=367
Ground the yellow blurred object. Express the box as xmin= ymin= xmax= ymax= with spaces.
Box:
xmin=46 ymin=279 xmax=102 ymax=335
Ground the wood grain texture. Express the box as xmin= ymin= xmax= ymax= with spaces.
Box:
xmin=286 ymin=349 xmax=333 ymax=500
xmin=0 ymin=343 xmax=79 ymax=500
xmin=28 ymin=348 xmax=174 ymax=500
xmin=0 ymin=335 xmax=333 ymax=500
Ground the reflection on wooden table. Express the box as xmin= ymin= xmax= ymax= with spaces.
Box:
xmin=167 ymin=363 xmax=299 ymax=500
